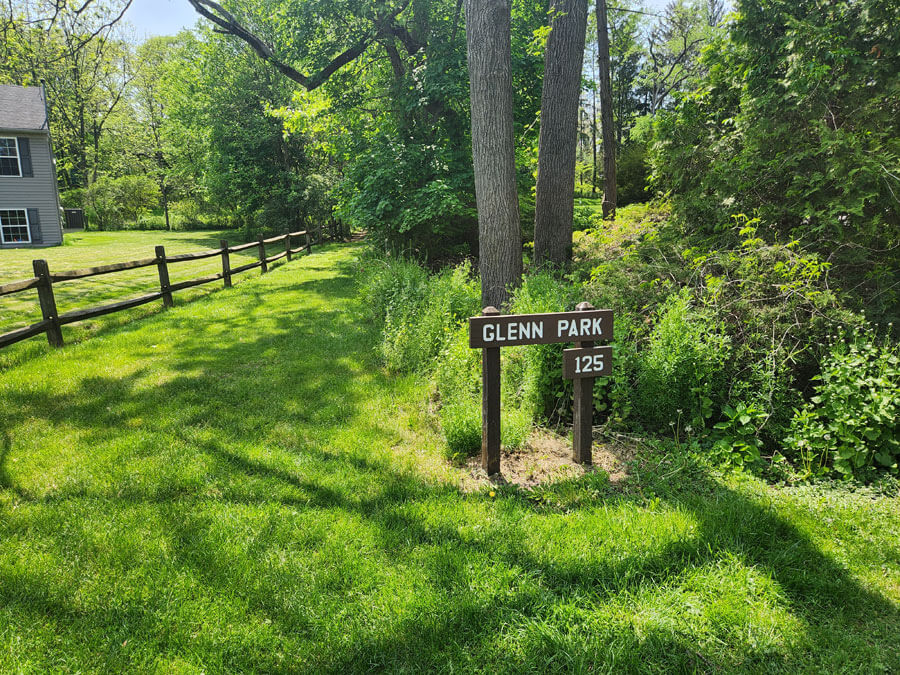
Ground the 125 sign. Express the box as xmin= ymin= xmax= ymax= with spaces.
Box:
xmin=563 ymin=346 xmax=612 ymax=379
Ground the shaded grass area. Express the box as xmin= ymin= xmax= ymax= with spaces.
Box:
xmin=0 ymin=230 xmax=296 ymax=370
xmin=0 ymin=245 xmax=898 ymax=672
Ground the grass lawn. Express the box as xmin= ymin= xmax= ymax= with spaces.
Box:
xmin=1 ymin=244 xmax=898 ymax=672
xmin=0 ymin=230 xmax=292 ymax=369
xmin=574 ymin=197 xmax=604 ymax=213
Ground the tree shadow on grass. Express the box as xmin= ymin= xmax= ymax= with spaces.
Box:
xmin=1 ymin=246 xmax=898 ymax=672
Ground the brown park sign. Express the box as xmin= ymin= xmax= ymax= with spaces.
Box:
xmin=468 ymin=309 xmax=613 ymax=348
xmin=469 ymin=303 xmax=614 ymax=475
xmin=563 ymin=346 xmax=613 ymax=379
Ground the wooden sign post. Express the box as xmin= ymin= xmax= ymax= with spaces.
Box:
xmin=480 ymin=306 xmax=502 ymax=475
xmin=469 ymin=304 xmax=613 ymax=475
xmin=572 ymin=302 xmax=594 ymax=465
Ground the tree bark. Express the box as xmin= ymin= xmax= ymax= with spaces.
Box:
xmin=465 ymin=0 xmax=522 ymax=307
xmin=533 ymin=0 xmax=588 ymax=268
xmin=591 ymin=38 xmax=598 ymax=198
xmin=596 ymin=0 xmax=616 ymax=219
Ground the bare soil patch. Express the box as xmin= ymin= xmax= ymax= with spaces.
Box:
xmin=461 ymin=428 xmax=638 ymax=491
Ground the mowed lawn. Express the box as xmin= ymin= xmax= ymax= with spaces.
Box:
xmin=0 ymin=230 xmax=285 ymax=368
xmin=1 ymin=245 xmax=899 ymax=672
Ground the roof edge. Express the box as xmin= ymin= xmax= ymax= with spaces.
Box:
xmin=0 ymin=127 xmax=50 ymax=134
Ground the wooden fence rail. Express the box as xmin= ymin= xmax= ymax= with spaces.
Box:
xmin=0 ymin=229 xmax=313 ymax=352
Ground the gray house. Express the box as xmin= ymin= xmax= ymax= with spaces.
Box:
xmin=0 ymin=84 xmax=64 ymax=247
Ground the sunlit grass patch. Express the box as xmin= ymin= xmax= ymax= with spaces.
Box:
xmin=0 ymin=245 xmax=898 ymax=672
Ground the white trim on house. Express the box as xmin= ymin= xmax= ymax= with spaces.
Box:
xmin=0 ymin=207 xmax=31 ymax=244
xmin=0 ymin=137 xmax=22 ymax=178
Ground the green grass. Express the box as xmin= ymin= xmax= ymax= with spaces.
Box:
xmin=574 ymin=197 xmax=605 ymax=213
xmin=0 ymin=230 xmax=290 ymax=369
xmin=1 ymin=244 xmax=898 ymax=672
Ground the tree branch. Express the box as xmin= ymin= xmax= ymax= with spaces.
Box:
xmin=186 ymin=0 xmax=413 ymax=90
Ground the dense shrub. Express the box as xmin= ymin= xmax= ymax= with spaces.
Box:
xmin=359 ymin=256 xmax=537 ymax=457
xmin=650 ymin=0 xmax=900 ymax=324
xmin=575 ymin=202 xmax=680 ymax=314
xmin=59 ymin=188 xmax=85 ymax=210
xmin=616 ymin=142 xmax=650 ymax=207
xmin=358 ymin=256 xmax=479 ymax=373
xmin=360 ymin=204 xmax=897 ymax=479
xmin=84 ymin=175 xmax=161 ymax=230
xmin=337 ymin=132 xmax=477 ymax=259
xmin=687 ymin=218 xmax=864 ymax=441
xmin=633 ymin=289 xmax=731 ymax=432
xmin=576 ymin=209 xmax=891 ymax=477
xmin=786 ymin=328 xmax=899 ymax=477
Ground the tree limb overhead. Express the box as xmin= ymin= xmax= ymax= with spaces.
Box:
xmin=186 ymin=0 xmax=415 ymax=90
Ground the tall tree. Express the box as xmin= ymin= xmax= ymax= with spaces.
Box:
xmin=596 ymin=0 xmax=616 ymax=218
xmin=645 ymin=0 xmax=705 ymax=113
xmin=1 ymin=2 xmax=135 ymax=189
xmin=464 ymin=0 xmax=522 ymax=307
xmin=533 ymin=0 xmax=588 ymax=267
xmin=133 ymin=37 xmax=178 ymax=230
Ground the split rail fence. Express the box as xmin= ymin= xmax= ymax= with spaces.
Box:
xmin=0 ymin=229 xmax=315 ymax=351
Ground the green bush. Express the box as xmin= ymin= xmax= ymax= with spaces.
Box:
xmin=633 ymin=289 xmax=731 ymax=432
xmin=84 ymin=175 xmax=161 ymax=230
xmin=358 ymin=256 xmax=429 ymax=329
xmin=786 ymin=327 xmax=899 ymax=478
xmin=710 ymin=402 xmax=767 ymax=468
xmin=616 ymin=141 xmax=649 ymax=206
xmin=685 ymin=217 xmax=863 ymax=444
xmin=59 ymin=188 xmax=85 ymax=210
xmin=649 ymin=0 xmax=900 ymax=324
xmin=578 ymin=210 xmax=866 ymax=449
xmin=362 ymin=218 xmax=899 ymax=478
xmin=433 ymin=325 xmax=480 ymax=418
xmin=592 ymin=314 xmax=641 ymax=427
xmin=337 ymin=131 xmax=477 ymax=258
xmin=358 ymin=255 xmax=479 ymax=373
xmin=359 ymin=257 xmax=530 ymax=457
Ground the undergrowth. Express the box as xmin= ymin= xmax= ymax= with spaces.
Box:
xmin=359 ymin=203 xmax=899 ymax=481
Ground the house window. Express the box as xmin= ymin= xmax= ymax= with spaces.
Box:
xmin=0 ymin=138 xmax=21 ymax=176
xmin=0 ymin=209 xmax=30 ymax=244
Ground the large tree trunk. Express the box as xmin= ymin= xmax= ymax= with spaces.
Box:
xmin=596 ymin=0 xmax=616 ymax=219
xmin=533 ymin=0 xmax=589 ymax=268
xmin=465 ymin=0 xmax=522 ymax=308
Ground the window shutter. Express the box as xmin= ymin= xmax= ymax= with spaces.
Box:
xmin=27 ymin=208 xmax=41 ymax=244
xmin=17 ymin=137 xmax=33 ymax=177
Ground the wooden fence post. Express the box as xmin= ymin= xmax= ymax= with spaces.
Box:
xmin=258 ymin=238 xmax=268 ymax=274
xmin=481 ymin=305 xmax=501 ymax=475
xmin=306 ymin=229 xmax=312 ymax=254
xmin=155 ymin=246 xmax=173 ymax=308
xmin=285 ymin=230 xmax=292 ymax=262
xmin=572 ymin=301 xmax=595 ymax=465
xmin=220 ymin=239 xmax=232 ymax=288
xmin=32 ymin=259 xmax=63 ymax=347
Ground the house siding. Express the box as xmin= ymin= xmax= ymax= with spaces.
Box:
xmin=0 ymin=132 xmax=62 ymax=247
